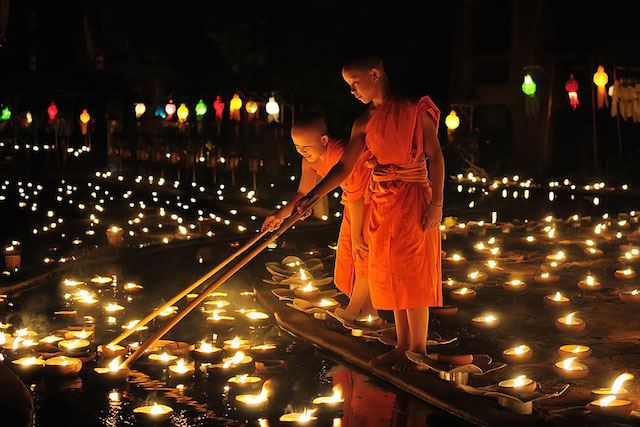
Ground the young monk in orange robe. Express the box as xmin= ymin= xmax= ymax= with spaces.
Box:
xmin=296 ymin=56 xmax=444 ymax=370
xmin=262 ymin=114 xmax=375 ymax=317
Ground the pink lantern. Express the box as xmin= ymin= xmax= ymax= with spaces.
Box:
xmin=565 ymin=74 xmax=579 ymax=110
xmin=165 ymin=100 xmax=177 ymax=118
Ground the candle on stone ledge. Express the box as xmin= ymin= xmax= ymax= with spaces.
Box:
xmin=555 ymin=312 xmax=585 ymax=334
xmin=614 ymin=268 xmax=636 ymax=280
xmin=133 ymin=402 xmax=174 ymax=422
xmin=503 ymin=279 xmax=526 ymax=292
xmin=586 ymin=395 xmax=633 ymax=418
xmin=619 ymin=289 xmax=640 ymax=303
xmin=557 ymin=344 xmax=591 ymax=359
xmin=578 ymin=275 xmax=602 ymax=291
xmin=502 ymin=344 xmax=533 ymax=364
xmin=497 ymin=375 xmax=537 ymax=396
xmin=544 ymin=291 xmax=571 ymax=307
xmin=554 ymin=356 xmax=589 ymax=379
xmin=472 ymin=314 xmax=499 ymax=328
xmin=451 ymin=287 xmax=476 ymax=301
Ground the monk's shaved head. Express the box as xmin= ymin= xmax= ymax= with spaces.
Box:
xmin=342 ymin=55 xmax=385 ymax=73
xmin=342 ymin=55 xmax=389 ymax=104
xmin=291 ymin=113 xmax=328 ymax=134
xmin=291 ymin=113 xmax=330 ymax=163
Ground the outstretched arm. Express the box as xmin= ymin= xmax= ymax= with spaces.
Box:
xmin=421 ymin=110 xmax=444 ymax=230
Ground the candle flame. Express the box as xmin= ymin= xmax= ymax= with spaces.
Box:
xmin=514 ymin=345 xmax=527 ymax=355
xmin=237 ymin=374 xmax=248 ymax=383
xmin=452 ymin=253 xmax=462 ymax=261
xmin=459 ymin=287 xmax=469 ymax=295
xmin=300 ymin=269 xmax=308 ymax=280
xmin=586 ymin=275 xmax=595 ymax=286
xmin=15 ymin=328 xmax=28 ymax=337
xmin=150 ymin=402 xmax=163 ymax=415
xmin=199 ymin=340 xmax=213 ymax=353
xmin=610 ymin=373 xmax=634 ymax=394
xmin=562 ymin=357 xmax=577 ymax=370
xmin=469 ymin=271 xmax=479 ymax=279
xmin=301 ymin=282 xmax=314 ymax=292
xmin=553 ymin=291 xmax=562 ymax=301
xmin=541 ymin=272 xmax=549 ymax=278
xmin=571 ymin=346 xmax=584 ymax=353
xmin=599 ymin=395 xmax=616 ymax=407
xmin=318 ymin=299 xmax=335 ymax=307
xmin=299 ymin=408 xmax=317 ymax=422
xmin=632 ymin=289 xmax=639 ymax=295
xmin=565 ymin=312 xmax=576 ymax=325
xmin=513 ymin=375 xmax=526 ymax=387
xmin=108 ymin=357 xmax=121 ymax=372
xmin=231 ymin=351 xmax=245 ymax=364
xmin=330 ymin=386 xmax=343 ymax=402
xmin=367 ymin=314 xmax=373 ymax=322
xmin=21 ymin=357 xmax=38 ymax=366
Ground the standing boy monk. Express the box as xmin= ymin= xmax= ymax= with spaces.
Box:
xmin=296 ymin=56 xmax=444 ymax=371
xmin=262 ymin=114 xmax=376 ymax=318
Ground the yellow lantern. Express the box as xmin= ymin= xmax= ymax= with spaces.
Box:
xmin=177 ymin=103 xmax=189 ymax=122
xmin=245 ymin=101 xmax=258 ymax=114
xmin=445 ymin=110 xmax=460 ymax=131
xmin=229 ymin=94 xmax=242 ymax=121
xmin=80 ymin=109 xmax=90 ymax=124
xmin=593 ymin=65 xmax=609 ymax=109
xmin=134 ymin=103 xmax=146 ymax=119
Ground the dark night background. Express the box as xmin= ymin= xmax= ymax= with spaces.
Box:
xmin=2 ymin=0 xmax=640 ymax=179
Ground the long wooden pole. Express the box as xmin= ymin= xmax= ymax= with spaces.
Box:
xmin=107 ymin=228 xmax=269 ymax=347
xmin=120 ymin=196 xmax=319 ymax=368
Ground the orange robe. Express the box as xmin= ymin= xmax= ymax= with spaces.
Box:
xmin=314 ymin=139 xmax=371 ymax=296
xmin=364 ymin=95 xmax=442 ymax=310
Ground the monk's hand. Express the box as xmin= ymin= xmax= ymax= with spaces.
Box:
xmin=351 ymin=234 xmax=369 ymax=263
xmin=422 ymin=204 xmax=443 ymax=231
xmin=261 ymin=212 xmax=285 ymax=232
xmin=294 ymin=193 xmax=317 ymax=220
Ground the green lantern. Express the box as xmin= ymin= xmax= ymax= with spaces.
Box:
xmin=195 ymin=99 xmax=207 ymax=117
xmin=522 ymin=74 xmax=536 ymax=96
xmin=0 ymin=107 xmax=11 ymax=121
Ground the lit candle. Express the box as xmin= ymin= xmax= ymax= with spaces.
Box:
xmin=584 ymin=247 xmax=603 ymax=256
xmin=168 ymin=359 xmax=195 ymax=378
xmin=502 ymin=344 xmax=533 ymax=364
xmin=279 ymin=408 xmax=318 ymax=423
xmin=450 ymin=287 xmax=476 ymax=301
xmin=235 ymin=382 xmax=269 ymax=413
xmin=445 ymin=253 xmax=467 ymax=265
xmin=467 ymin=270 xmax=487 ymax=283
xmin=535 ymin=272 xmax=559 ymax=284
xmin=148 ymin=352 xmax=178 ymax=365
xmin=546 ymin=251 xmax=566 ymax=263
xmin=497 ymin=375 xmax=536 ymax=396
xmin=191 ymin=340 xmax=223 ymax=362
xmin=44 ymin=356 xmax=83 ymax=376
xmin=578 ymin=275 xmax=602 ymax=291
xmin=103 ymin=303 xmax=125 ymax=314
xmin=312 ymin=386 xmax=344 ymax=409
xmin=586 ymin=395 xmax=633 ymax=418
xmin=554 ymin=357 xmax=589 ymax=379
xmin=294 ymin=282 xmax=320 ymax=300
xmin=94 ymin=356 xmax=130 ymax=380
xmin=90 ymin=275 xmax=113 ymax=287
xmin=58 ymin=338 xmax=91 ymax=355
xmin=619 ymin=289 xmax=640 ymax=303
xmin=123 ymin=282 xmax=143 ymax=293
xmin=228 ymin=374 xmax=263 ymax=394
xmin=133 ymin=402 xmax=174 ymax=421
xmin=544 ymin=291 xmax=570 ymax=307
xmin=557 ymin=344 xmax=591 ymax=359
xmin=614 ymin=268 xmax=636 ymax=280
xmin=64 ymin=329 xmax=94 ymax=340
xmin=354 ymin=314 xmax=383 ymax=329
xmin=244 ymin=311 xmax=270 ymax=323
xmin=555 ymin=312 xmax=585 ymax=334
xmin=97 ymin=343 xmax=127 ymax=358
xmin=503 ymin=279 xmax=526 ymax=292
xmin=205 ymin=310 xmax=235 ymax=329
xmin=221 ymin=351 xmax=253 ymax=372
xmin=591 ymin=373 xmax=633 ymax=400
xmin=223 ymin=337 xmax=250 ymax=351
xmin=249 ymin=343 xmax=278 ymax=360
xmin=12 ymin=356 xmax=45 ymax=374
xmin=472 ymin=314 xmax=499 ymax=328
xmin=315 ymin=299 xmax=339 ymax=310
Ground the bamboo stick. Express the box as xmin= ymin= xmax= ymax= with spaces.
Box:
xmin=107 ymin=228 xmax=269 ymax=347
xmin=120 ymin=196 xmax=319 ymax=369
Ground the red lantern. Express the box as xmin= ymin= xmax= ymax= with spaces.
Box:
xmin=213 ymin=96 xmax=224 ymax=125
xmin=47 ymin=102 xmax=58 ymax=122
xmin=565 ymin=74 xmax=579 ymax=110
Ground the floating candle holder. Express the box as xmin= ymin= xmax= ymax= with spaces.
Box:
xmin=279 ymin=408 xmax=318 ymax=423
xmin=557 ymin=344 xmax=591 ymax=359
xmin=294 ymin=283 xmax=320 ymax=300
xmin=234 ymin=385 xmax=269 ymax=414
xmin=586 ymin=396 xmax=633 ymax=418
xmin=578 ymin=275 xmax=602 ymax=291
xmin=467 ymin=270 xmax=487 ymax=283
xmin=148 ymin=352 xmax=178 ymax=366
xmin=123 ymin=282 xmax=143 ymax=293
xmin=354 ymin=314 xmax=383 ymax=329
xmin=44 ymin=356 xmax=82 ymax=376
xmin=614 ymin=268 xmax=636 ymax=280
xmin=90 ymin=276 xmax=113 ymax=287
xmin=445 ymin=253 xmax=467 ymax=265
xmin=12 ymin=356 xmax=45 ymax=374
xmin=64 ymin=329 xmax=94 ymax=341
xmin=58 ymin=339 xmax=91 ymax=356
xmin=497 ymin=375 xmax=537 ymax=396
xmin=554 ymin=357 xmax=589 ymax=379
xmin=97 ymin=343 xmax=127 ymax=358
xmin=227 ymin=374 xmax=263 ymax=394
xmin=106 ymin=226 xmax=124 ymax=247
xmin=535 ymin=272 xmax=559 ymax=284
xmin=619 ymin=289 xmax=640 ymax=303
xmin=555 ymin=313 xmax=585 ymax=334
xmin=502 ymin=345 xmax=533 ymax=364
xmin=222 ymin=337 xmax=250 ymax=351
xmin=133 ymin=402 xmax=174 ymax=422
xmin=591 ymin=373 xmax=633 ymax=400
xmin=249 ymin=344 xmax=279 ymax=360
xmin=546 ymin=251 xmax=567 ymax=263
xmin=503 ymin=279 xmax=526 ymax=292
xmin=544 ymin=291 xmax=571 ymax=307
xmin=450 ymin=287 xmax=476 ymax=301
xmin=191 ymin=340 xmax=223 ymax=362
xmin=94 ymin=356 xmax=129 ymax=380
xmin=472 ymin=314 xmax=499 ymax=329
xmin=168 ymin=359 xmax=195 ymax=378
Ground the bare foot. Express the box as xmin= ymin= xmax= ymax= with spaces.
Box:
xmin=392 ymin=354 xmax=429 ymax=372
xmin=369 ymin=348 xmax=406 ymax=366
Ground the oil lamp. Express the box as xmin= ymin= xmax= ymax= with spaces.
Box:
xmin=614 ymin=268 xmax=636 ymax=280
xmin=586 ymin=395 xmax=633 ymax=418
xmin=223 ymin=337 xmax=250 ymax=351
xmin=535 ymin=272 xmax=559 ymax=284
xmin=3 ymin=245 xmax=21 ymax=270
xmin=445 ymin=253 xmax=467 ymax=265
xmin=472 ymin=314 xmax=499 ymax=328
xmin=168 ymin=359 xmax=195 ymax=378
xmin=312 ymin=386 xmax=344 ymax=411
xmin=584 ymin=247 xmax=603 ymax=256
xmin=546 ymin=250 xmax=566 ymax=263
xmin=58 ymin=339 xmax=91 ymax=356
xmin=557 ymin=345 xmax=591 ymax=359
xmin=90 ymin=275 xmax=113 ymax=287
xmin=443 ymin=278 xmax=461 ymax=289
xmin=103 ymin=303 xmax=125 ymax=314
xmin=503 ymin=279 xmax=526 ymax=292
xmin=191 ymin=340 xmax=223 ymax=362
xmin=12 ymin=356 xmax=45 ymax=374
xmin=222 ymin=351 xmax=253 ymax=371
xmin=64 ymin=329 xmax=94 ymax=341
xmin=106 ymin=226 xmax=124 ymax=246
xmin=619 ymin=289 xmax=640 ymax=303
xmin=554 ymin=356 xmax=589 ymax=379
xmin=94 ymin=356 xmax=129 ymax=380
xmin=205 ymin=310 xmax=235 ymax=329
xmin=249 ymin=344 xmax=278 ymax=360
xmin=315 ymin=299 xmax=339 ymax=310
xmin=97 ymin=343 xmax=127 ymax=358
xmin=294 ymin=282 xmax=320 ymax=300
xmin=133 ymin=402 xmax=174 ymax=422
xmin=467 ymin=270 xmax=487 ymax=283
xmin=502 ymin=344 xmax=533 ymax=364
xmin=156 ymin=306 xmax=178 ymax=320
xmin=121 ymin=319 xmax=148 ymax=332
xmin=279 ymin=408 xmax=318 ymax=423
xmin=37 ymin=335 xmax=64 ymax=353
xmin=555 ymin=312 xmax=585 ymax=334
xmin=123 ymin=282 xmax=143 ymax=293
xmin=148 ymin=352 xmax=178 ymax=366
xmin=578 ymin=275 xmax=602 ymax=291
xmin=544 ymin=291 xmax=570 ymax=307
xmin=450 ymin=287 xmax=476 ymax=301
xmin=44 ymin=356 xmax=83 ymax=376
xmin=227 ymin=373 xmax=263 ymax=394
xmin=244 ymin=311 xmax=270 ymax=325
xmin=591 ymin=373 xmax=633 ymax=400
xmin=497 ymin=375 xmax=536 ymax=396
xmin=235 ymin=382 xmax=269 ymax=414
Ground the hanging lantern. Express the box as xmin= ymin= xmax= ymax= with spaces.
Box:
xmin=245 ymin=101 xmax=258 ymax=114
xmin=80 ymin=109 xmax=90 ymax=135
xmin=229 ymin=94 xmax=242 ymax=121
xmin=521 ymin=74 xmax=536 ymax=96
xmin=154 ymin=106 xmax=166 ymax=118
xmin=266 ymin=96 xmax=280 ymax=123
xmin=593 ymin=65 xmax=609 ymax=109
xmin=1 ymin=107 xmax=11 ymax=121
xmin=213 ymin=96 xmax=224 ymax=125
xmin=177 ymin=103 xmax=189 ymax=122
xmin=26 ymin=112 xmax=33 ymax=125
xmin=445 ymin=110 xmax=460 ymax=131
xmin=195 ymin=99 xmax=207 ymax=117
xmin=134 ymin=103 xmax=146 ymax=119
xmin=565 ymin=74 xmax=579 ymax=110
xmin=165 ymin=100 xmax=177 ymax=117
xmin=47 ymin=102 xmax=58 ymax=122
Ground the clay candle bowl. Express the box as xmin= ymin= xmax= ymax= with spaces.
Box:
xmin=58 ymin=339 xmax=91 ymax=356
xmin=546 ymin=250 xmax=567 ymax=263
xmin=584 ymin=247 xmax=604 ymax=257
xmin=37 ymin=335 xmax=64 ymax=353
xmin=354 ymin=314 xmax=383 ymax=329
xmin=535 ymin=272 xmax=559 ymax=284
xmin=619 ymin=289 xmax=640 ymax=303
xmin=503 ymin=279 xmax=526 ymax=292
xmin=502 ymin=345 xmax=533 ymax=364
xmin=64 ymin=329 xmax=94 ymax=341
xmin=94 ymin=356 xmax=130 ymax=380
xmin=555 ymin=312 xmax=585 ymax=334
xmin=497 ymin=375 xmax=537 ymax=396
xmin=205 ymin=310 xmax=235 ymax=330
xmin=106 ymin=226 xmax=124 ymax=247
xmin=445 ymin=253 xmax=467 ymax=265
xmin=586 ymin=395 xmax=633 ymax=418
xmin=168 ymin=359 xmax=195 ymax=378
xmin=44 ymin=356 xmax=83 ymax=377
xmin=540 ymin=261 xmax=561 ymax=273
xmin=223 ymin=337 xmax=250 ymax=352
xmin=554 ymin=357 xmax=589 ymax=379
xmin=315 ymin=299 xmax=339 ymax=311
xmin=243 ymin=311 xmax=270 ymax=326
xmin=133 ymin=402 xmax=174 ymax=422
xmin=557 ymin=345 xmax=592 ymax=359
xmin=279 ymin=409 xmax=318 ymax=424
xmin=249 ymin=344 xmax=279 ymax=360
xmin=591 ymin=373 xmax=634 ymax=400
xmin=544 ymin=291 xmax=570 ymax=307
xmin=450 ymin=287 xmax=476 ymax=301
xmin=312 ymin=386 xmax=344 ymax=412
xmin=90 ymin=275 xmax=113 ymax=287
xmin=467 ymin=270 xmax=487 ymax=283
xmin=294 ymin=283 xmax=321 ymax=300
xmin=221 ymin=351 xmax=253 ymax=374
xmin=227 ymin=374 xmax=263 ymax=395
xmin=123 ymin=282 xmax=143 ymax=294
xmin=234 ymin=385 xmax=269 ymax=414
xmin=191 ymin=340 xmax=223 ymax=362
xmin=578 ymin=275 xmax=602 ymax=291
xmin=443 ymin=278 xmax=462 ymax=290
xmin=12 ymin=356 xmax=45 ymax=375
xmin=615 ymin=268 xmax=636 ymax=280
xmin=97 ymin=343 xmax=127 ymax=358
xmin=148 ymin=352 xmax=178 ymax=367
xmin=472 ymin=314 xmax=499 ymax=329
